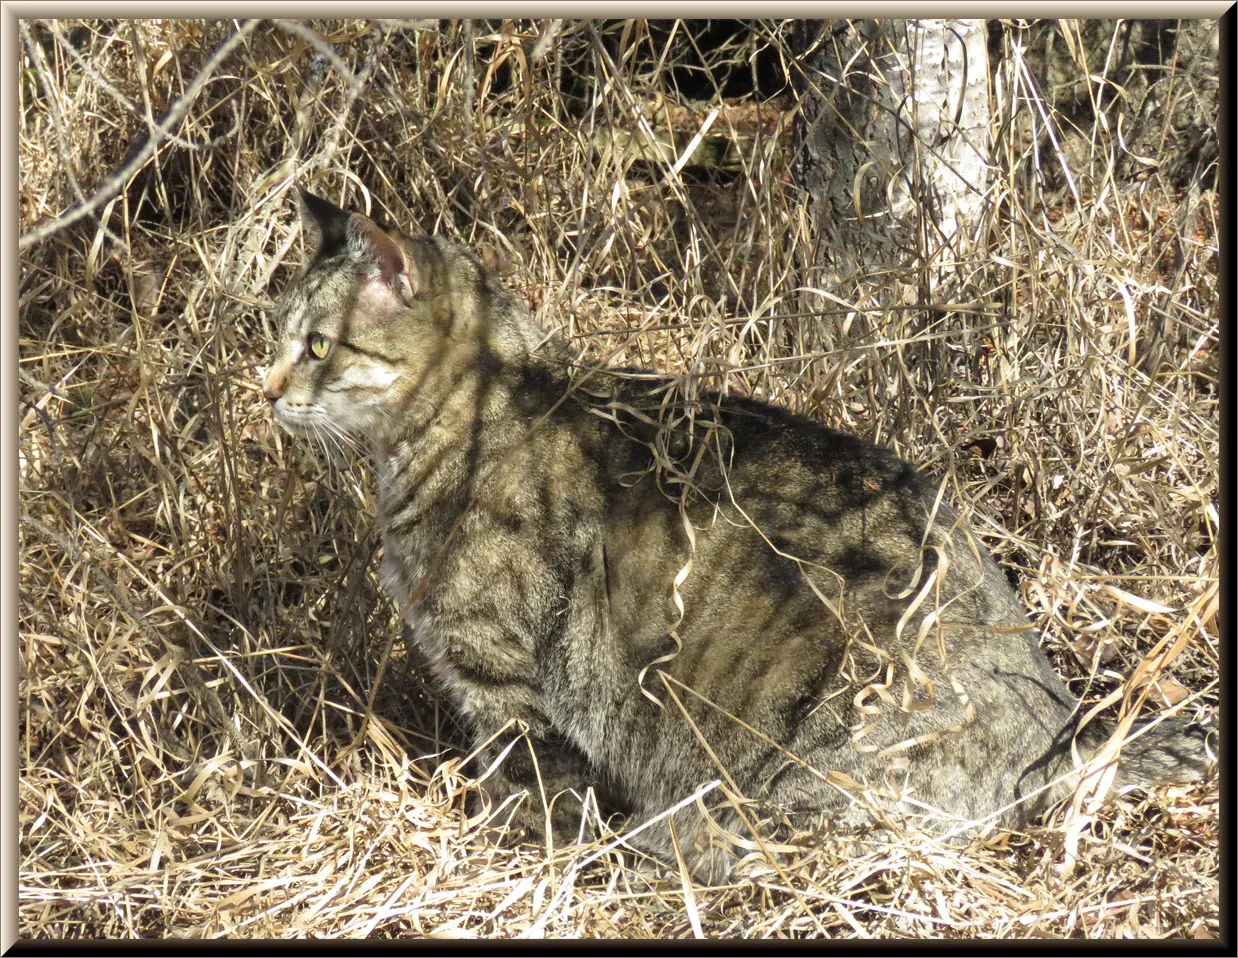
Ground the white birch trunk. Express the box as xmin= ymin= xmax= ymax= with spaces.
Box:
xmin=792 ymin=19 xmax=992 ymax=294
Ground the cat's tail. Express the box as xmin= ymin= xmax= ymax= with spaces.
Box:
xmin=1015 ymin=712 xmax=1215 ymax=822
xmin=1105 ymin=714 xmax=1216 ymax=791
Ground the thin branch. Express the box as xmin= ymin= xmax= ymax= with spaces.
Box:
xmin=18 ymin=19 xmax=260 ymax=253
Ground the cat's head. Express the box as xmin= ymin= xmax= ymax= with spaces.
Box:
xmin=263 ymin=189 xmax=533 ymax=446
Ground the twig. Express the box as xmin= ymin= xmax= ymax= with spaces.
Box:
xmin=18 ymin=19 xmax=260 ymax=252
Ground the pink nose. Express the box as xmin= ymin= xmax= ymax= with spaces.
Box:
xmin=263 ymin=367 xmax=287 ymax=401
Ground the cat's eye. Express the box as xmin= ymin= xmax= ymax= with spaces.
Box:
xmin=307 ymin=332 xmax=332 ymax=360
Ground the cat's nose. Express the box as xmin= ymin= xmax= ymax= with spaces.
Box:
xmin=262 ymin=367 xmax=287 ymax=401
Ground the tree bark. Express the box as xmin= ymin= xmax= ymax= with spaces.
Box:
xmin=791 ymin=19 xmax=992 ymax=302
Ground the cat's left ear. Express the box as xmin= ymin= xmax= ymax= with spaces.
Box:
xmin=346 ymin=214 xmax=414 ymax=306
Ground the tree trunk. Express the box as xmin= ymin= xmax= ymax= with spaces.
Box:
xmin=791 ymin=19 xmax=992 ymax=303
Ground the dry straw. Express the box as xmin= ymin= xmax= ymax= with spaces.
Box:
xmin=18 ymin=18 xmax=1218 ymax=938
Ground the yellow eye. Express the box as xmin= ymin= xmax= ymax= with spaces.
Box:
xmin=307 ymin=333 xmax=331 ymax=360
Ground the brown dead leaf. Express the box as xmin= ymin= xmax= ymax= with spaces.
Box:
xmin=1134 ymin=674 xmax=1192 ymax=708
xmin=1069 ymin=635 xmax=1120 ymax=667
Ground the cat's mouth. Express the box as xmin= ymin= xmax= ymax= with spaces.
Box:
xmin=271 ymin=400 xmax=366 ymax=452
xmin=270 ymin=400 xmax=318 ymax=436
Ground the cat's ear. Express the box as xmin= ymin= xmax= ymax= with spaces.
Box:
xmin=346 ymin=214 xmax=414 ymax=307
xmin=347 ymin=215 xmax=406 ymax=284
xmin=296 ymin=189 xmax=350 ymax=257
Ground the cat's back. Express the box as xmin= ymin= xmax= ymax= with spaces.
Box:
xmin=580 ymin=383 xmax=941 ymax=574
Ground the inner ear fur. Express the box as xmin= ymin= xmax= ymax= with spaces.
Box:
xmin=346 ymin=219 xmax=455 ymax=321
xmin=347 ymin=214 xmax=408 ymax=288
xmin=479 ymin=243 xmax=509 ymax=276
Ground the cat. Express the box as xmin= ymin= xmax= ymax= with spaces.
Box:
xmin=262 ymin=188 xmax=1214 ymax=883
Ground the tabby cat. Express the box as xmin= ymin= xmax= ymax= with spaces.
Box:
xmin=262 ymin=188 xmax=1213 ymax=882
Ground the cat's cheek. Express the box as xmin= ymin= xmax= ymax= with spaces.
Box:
xmin=304 ymin=394 xmax=368 ymax=440
xmin=355 ymin=400 xmax=400 ymax=442
xmin=341 ymin=411 xmax=380 ymax=443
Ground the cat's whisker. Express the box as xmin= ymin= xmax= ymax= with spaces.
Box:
xmin=308 ymin=419 xmax=346 ymax=472
xmin=322 ymin=423 xmax=356 ymax=470
xmin=327 ymin=424 xmax=362 ymax=464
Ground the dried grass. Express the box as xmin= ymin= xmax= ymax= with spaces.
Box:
xmin=17 ymin=18 xmax=1220 ymax=939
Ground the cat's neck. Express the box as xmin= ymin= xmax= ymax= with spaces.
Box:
xmin=373 ymin=346 xmax=573 ymax=505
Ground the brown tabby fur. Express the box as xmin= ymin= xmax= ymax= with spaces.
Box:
xmin=262 ymin=189 xmax=1213 ymax=882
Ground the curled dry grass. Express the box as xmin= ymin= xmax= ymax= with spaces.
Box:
xmin=18 ymin=19 xmax=1219 ymax=938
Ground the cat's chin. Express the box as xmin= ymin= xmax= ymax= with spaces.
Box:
xmin=272 ymin=410 xmax=314 ymax=436
xmin=272 ymin=407 xmax=338 ymax=440
xmin=274 ymin=406 xmax=376 ymax=448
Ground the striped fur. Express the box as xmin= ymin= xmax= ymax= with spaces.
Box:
xmin=263 ymin=189 xmax=1213 ymax=882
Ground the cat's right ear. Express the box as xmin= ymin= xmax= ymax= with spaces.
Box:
xmin=296 ymin=189 xmax=350 ymax=258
